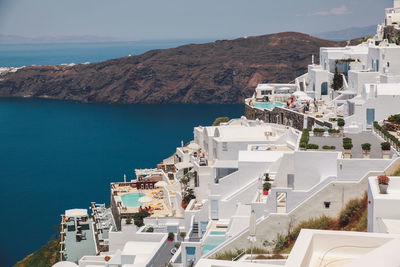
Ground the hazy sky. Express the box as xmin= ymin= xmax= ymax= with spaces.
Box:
xmin=0 ymin=0 xmax=394 ymax=40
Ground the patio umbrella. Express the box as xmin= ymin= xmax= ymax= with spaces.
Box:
xmin=155 ymin=181 xmax=167 ymax=188
xmin=248 ymin=210 xmax=257 ymax=262
xmin=292 ymin=91 xmax=307 ymax=97
xmin=138 ymin=195 xmax=153 ymax=204
xmin=298 ymin=95 xmax=313 ymax=101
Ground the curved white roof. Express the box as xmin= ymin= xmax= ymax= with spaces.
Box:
xmin=65 ymin=209 xmax=87 ymax=218
xmin=52 ymin=261 xmax=78 ymax=267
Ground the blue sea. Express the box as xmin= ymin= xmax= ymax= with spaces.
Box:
xmin=0 ymin=41 xmax=242 ymax=266
xmin=0 ymin=40 xmax=211 ymax=67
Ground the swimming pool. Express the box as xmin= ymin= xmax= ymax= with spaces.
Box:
xmin=202 ymin=235 xmax=226 ymax=255
xmin=253 ymin=102 xmax=285 ymax=110
xmin=209 ymin=231 xmax=226 ymax=235
xmin=121 ymin=193 xmax=146 ymax=207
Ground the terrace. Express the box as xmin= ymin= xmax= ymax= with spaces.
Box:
xmin=60 ymin=209 xmax=97 ymax=263
xmin=308 ymin=132 xmax=394 ymax=158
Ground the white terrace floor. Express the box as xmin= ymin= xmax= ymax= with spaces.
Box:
xmin=309 ymin=132 xmax=394 ymax=158
xmin=64 ymin=220 xmax=96 ymax=263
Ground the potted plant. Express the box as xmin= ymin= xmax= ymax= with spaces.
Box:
xmin=381 ymin=142 xmax=391 ymax=159
xmin=337 ymin=118 xmax=345 ymax=130
xmin=313 ymin=128 xmax=325 ymax=137
xmin=361 ymin=143 xmax=371 ymax=158
xmin=179 ymin=232 xmax=187 ymax=239
xmin=342 ymin=138 xmax=353 ymax=158
xmin=328 ymin=128 xmax=340 ymax=137
xmin=263 ymin=182 xmax=271 ymax=195
xmin=168 ymin=232 xmax=175 ymax=242
xmin=378 ymin=175 xmax=390 ymax=194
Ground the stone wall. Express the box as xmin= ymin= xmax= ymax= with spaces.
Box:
xmin=245 ymin=104 xmax=332 ymax=130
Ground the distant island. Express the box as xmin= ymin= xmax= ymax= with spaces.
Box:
xmin=0 ymin=32 xmax=359 ymax=105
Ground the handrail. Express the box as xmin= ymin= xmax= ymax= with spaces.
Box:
xmin=232 ymin=249 xmax=245 ymax=261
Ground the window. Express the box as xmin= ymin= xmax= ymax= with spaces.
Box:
xmin=194 ymin=171 xmax=199 ymax=187
xmin=222 ymin=142 xmax=228 ymax=151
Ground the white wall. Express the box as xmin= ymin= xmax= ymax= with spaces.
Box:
xmin=348 ymin=71 xmax=379 ymax=95
xmin=293 ymin=151 xmax=339 ymax=190
xmin=368 ymin=176 xmax=400 ymax=233
xmin=338 ymin=159 xmax=392 ymax=180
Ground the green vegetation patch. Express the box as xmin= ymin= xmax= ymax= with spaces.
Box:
xmin=213 ymin=117 xmax=230 ymax=126
xmin=14 ymin=238 xmax=60 ymax=267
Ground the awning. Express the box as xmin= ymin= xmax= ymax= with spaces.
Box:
xmin=175 ymin=162 xmax=194 ymax=170
xmin=65 ymin=209 xmax=88 ymax=218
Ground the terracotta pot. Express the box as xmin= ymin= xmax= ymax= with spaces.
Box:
xmin=263 ymin=190 xmax=269 ymax=196
xmin=379 ymin=183 xmax=388 ymax=194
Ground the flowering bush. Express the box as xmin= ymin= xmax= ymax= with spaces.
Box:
xmin=378 ymin=175 xmax=390 ymax=185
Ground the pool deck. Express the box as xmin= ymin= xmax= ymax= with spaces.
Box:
xmin=114 ymin=188 xmax=173 ymax=218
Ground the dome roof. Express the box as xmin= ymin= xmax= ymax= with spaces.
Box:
xmin=52 ymin=261 xmax=79 ymax=267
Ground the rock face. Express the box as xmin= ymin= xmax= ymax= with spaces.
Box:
xmin=0 ymin=32 xmax=351 ymax=104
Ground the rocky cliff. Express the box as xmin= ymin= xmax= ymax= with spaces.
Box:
xmin=0 ymin=32 xmax=354 ymax=104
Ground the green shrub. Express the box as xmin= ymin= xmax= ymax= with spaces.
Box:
xmin=337 ymin=118 xmax=345 ymax=127
xmin=388 ymin=114 xmax=400 ymax=124
xmin=306 ymin=143 xmax=319 ymax=150
xmin=338 ymin=199 xmax=363 ymax=228
xmin=300 ymin=129 xmax=310 ymax=144
xmin=146 ymin=226 xmax=154 ymax=232
xmin=289 ymin=215 xmax=334 ymax=242
xmin=361 ymin=143 xmax=371 ymax=151
xmin=273 ymin=233 xmax=288 ymax=253
xmin=126 ymin=217 xmax=132 ymax=224
xmin=343 ymin=138 xmax=353 ymax=150
xmin=328 ymin=128 xmax=340 ymax=134
xmin=299 ymin=142 xmax=307 ymax=148
xmin=381 ymin=142 xmax=391 ymax=150
xmin=322 ymin=145 xmax=336 ymax=150
xmin=133 ymin=210 xmax=150 ymax=227
xmin=180 ymin=232 xmax=187 ymax=238
xmin=213 ymin=117 xmax=230 ymax=126
xmin=168 ymin=232 xmax=175 ymax=240
xmin=313 ymin=128 xmax=325 ymax=133
xmin=175 ymin=242 xmax=181 ymax=248
xmin=374 ymin=121 xmax=400 ymax=146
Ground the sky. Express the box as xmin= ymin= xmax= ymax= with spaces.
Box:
xmin=0 ymin=0 xmax=394 ymax=41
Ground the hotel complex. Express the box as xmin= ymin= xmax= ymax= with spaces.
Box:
xmin=55 ymin=2 xmax=400 ymax=267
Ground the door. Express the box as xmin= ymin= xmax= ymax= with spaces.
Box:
xmin=210 ymin=200 xmax=219 ymax=220
xmin=366 ymin=108 xmax=375 ymax=126
xmin=287 ymin=174 xmax=294 ymax=189
xmin=321 ymin=82 xmax=328 ymax=95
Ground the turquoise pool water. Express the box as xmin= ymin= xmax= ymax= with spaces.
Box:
xmin=253 ymin=102 xmax=285 ymax=109
xmin=203 ymin=235 xmax=226 ymax=255
xmin=121 ymin=193 xmax=146 ymax=207
xmin=210 ymin=231 xmax=226 ymax=235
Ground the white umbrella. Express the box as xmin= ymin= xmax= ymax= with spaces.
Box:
xmin=298 ymin=95 xmax=313 ymax=101
xmin=248 ymin=210 xmax=257 ymax=262
xmin=292 ymin=91 xmax=307 ymax=97
xmin=138 ymin=195 xmax=153 ymax=204
xmin=155 ymin=181 xmax=167 ymax=188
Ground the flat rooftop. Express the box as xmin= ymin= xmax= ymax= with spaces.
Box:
xmin=64 ymin=220 xmax=96 ymax=263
